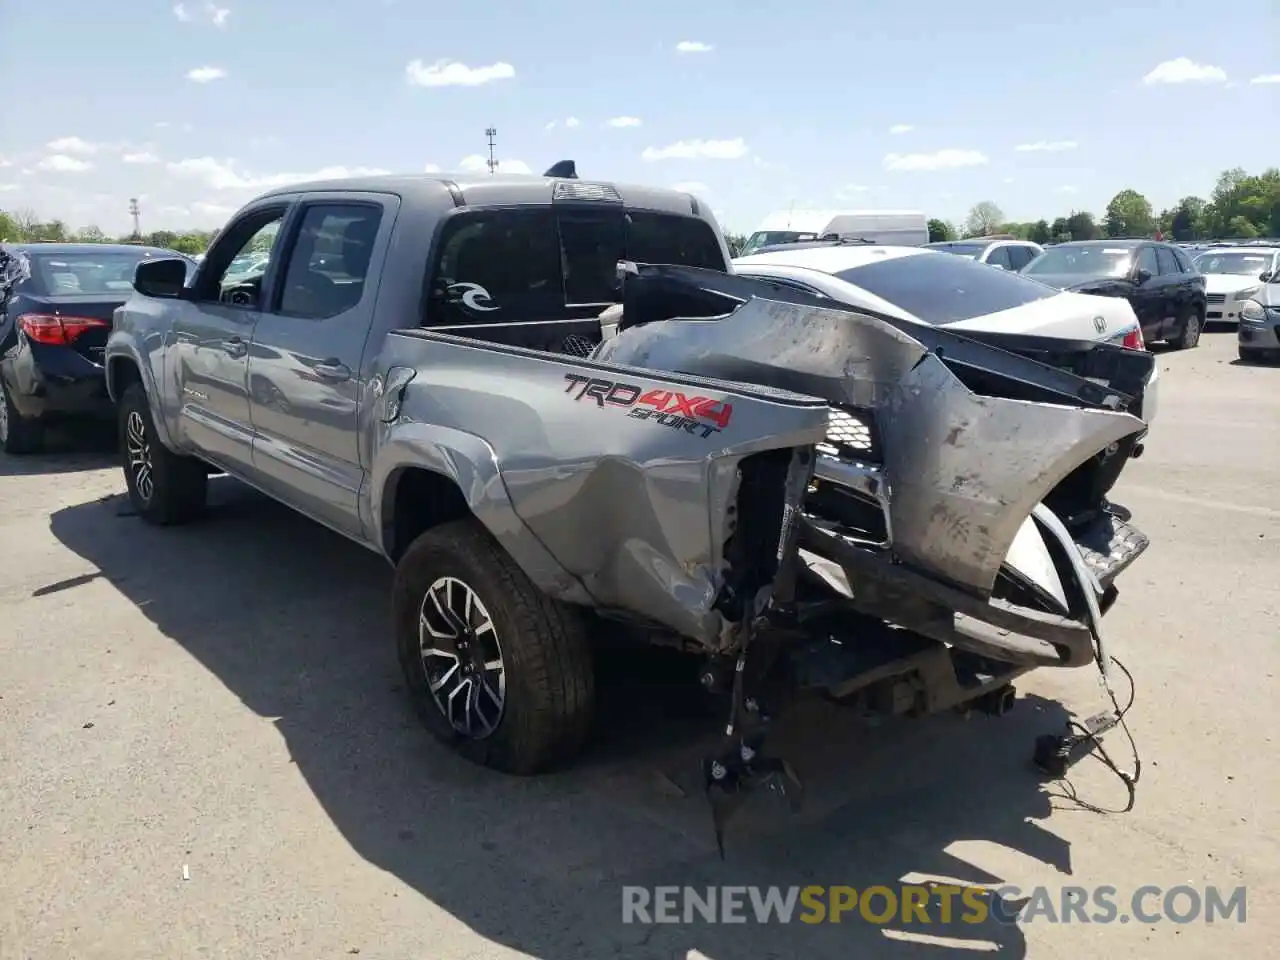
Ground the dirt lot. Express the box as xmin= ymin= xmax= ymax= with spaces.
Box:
xmin=2 ymin=330 xmax=1277 ymax=960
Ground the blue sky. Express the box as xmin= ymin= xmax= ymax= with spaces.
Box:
xmin=1 ymin=0 xmax=1277 ymax=235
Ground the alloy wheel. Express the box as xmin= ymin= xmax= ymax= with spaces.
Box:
xmin=125 ymin=410 xmax=155 ymax=502
xmin=1186 ymin=314 xmax=1201 ymax=347
xmin=418 ymin=576 xmax=507 ymax=738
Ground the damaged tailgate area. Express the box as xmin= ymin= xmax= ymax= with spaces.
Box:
xmin=594 ymin=262 xmax=1154 ymax=683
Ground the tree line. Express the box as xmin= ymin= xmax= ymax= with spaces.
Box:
xmin=4 ymin=166 xmax=1277 ymax=256
xmin=933 ymin=166 xmax=1280 ymax=245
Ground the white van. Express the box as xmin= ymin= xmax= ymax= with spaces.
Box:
xmin=740 ymin=209 xmax=929 ymax=256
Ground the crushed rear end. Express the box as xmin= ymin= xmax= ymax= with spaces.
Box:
xmin=591 ymin=264 xmax=1151 ymax=839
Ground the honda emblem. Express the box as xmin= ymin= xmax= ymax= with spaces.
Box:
xmin=1093 ymin=316 xmax=1106 ymax=334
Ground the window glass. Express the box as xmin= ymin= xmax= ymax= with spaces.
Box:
xmin=559 ymin=211 xmax=626 ymax=304
xmin=626 ymin=212 xmax=724 ymax=271
xmin=1193 ymin=252 xmax=1271 ymax=276
xmin=278 ymin=204 xmax=382 ymax=319
xmin=1136 ymin=246 xmax=1159 ymax=277
xmin=30 ymin=251 xmax=155 ymax=295
xmin=1006 ymin=245 xmax=1035 ymax=271
xmin=1156 ymin=247 xmax=1180 ymax=276
xmin=923 ymin=242 xmax=987 ymax=258
xmin=204 ymin=209 xmax=286 ymax=308
xmin=427 ymin=209 xmax=563 ymax=325
xmin=985 ymin=246 xmax=1013 ymax=269
xmin=834 ymin=252 xmax=1056 ymax=324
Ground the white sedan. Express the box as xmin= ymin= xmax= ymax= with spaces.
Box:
xmin=732 ymin=242 xmax=1159 ymax=423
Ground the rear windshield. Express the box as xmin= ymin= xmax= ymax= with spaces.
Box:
xmin=835 ymin=252 xmax=1058 ymax=324
xmin=923 ymin=242 xmax=987 ymax=259
xmin=28 ymin=251 xmax=154 ymax=295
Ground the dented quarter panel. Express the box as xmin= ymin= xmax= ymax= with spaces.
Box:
xmin=377 ymin=330 xmax=830 ymax=644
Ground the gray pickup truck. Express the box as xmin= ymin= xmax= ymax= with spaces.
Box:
xmin=106 ymin=167 xmax=1154 ymax=837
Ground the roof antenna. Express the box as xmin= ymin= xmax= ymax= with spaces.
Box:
xmin=544 ymin=160 xmax=578 ymax=179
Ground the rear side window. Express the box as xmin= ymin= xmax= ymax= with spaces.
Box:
xmin=277 ymin=203 xmax=383 ymax=319
xmin=626 ymin=212 xmax=725 ymax=271
xmin=427 ymin=209 xmax=564 ymax=326
xmin=985 ymin=246 xmax=1013 ymax=269
xmin=1156 ymin=247 xmax=1180 ymax=276
xmin=834 ymin=252 xmax=1057 ymax=324
xmin=1006 ymin=245 xmax=1036 ymax=271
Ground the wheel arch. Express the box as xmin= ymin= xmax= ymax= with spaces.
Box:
xmin=105 ymin=345 xmax=178 ymax=450
xmin=371 ymin=423 xmax=593 ymax=605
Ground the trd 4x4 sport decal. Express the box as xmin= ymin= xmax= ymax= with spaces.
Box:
xmin=562 ymin=373 xmax=734 ymax=439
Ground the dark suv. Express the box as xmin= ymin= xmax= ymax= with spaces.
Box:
xmin=1021 ymin=239 xmax=1207 ymax=349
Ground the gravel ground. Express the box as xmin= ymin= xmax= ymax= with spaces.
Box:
xmin=2 ymin=329 xmax=1277 ymax=959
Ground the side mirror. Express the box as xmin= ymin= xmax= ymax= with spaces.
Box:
xmin=1134 ymin=268 xmax=1152 ymax=284
xmin=134 ymin=257 xmax=190 ymax=299
xmin=1260 ymin=270 xmax=1274 ymax=283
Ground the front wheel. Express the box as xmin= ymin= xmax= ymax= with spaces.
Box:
xmin=393 ymin=518 xmax=595 ymax=774
xmin=1173 ymin=306 xmax=1204 ymax=350
xmin=118 ymin=382 xmax=208 ymax=524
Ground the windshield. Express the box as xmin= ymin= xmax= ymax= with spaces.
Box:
xmin=741 ymin=231 xmax=818 ymax=256
xmin=924 ymin=242 xmax=986 ymax=259
xmin=1023 ymin=246 xmax=1133 ymax=279
xmin=1193 ymin=252 xmax=1273 ymax=276
xmin=834 ymin=252 xmax=1057 ymax=324
xmin=29 ymin=251 xmax=155 ymax=295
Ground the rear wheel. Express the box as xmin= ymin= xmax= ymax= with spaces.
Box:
xmin=0 ymin=377 xmax=44 ymax=455
xmin=118 ymin=382 xmax=208 ymax=524
xmin=393 ymin=518 xmax=595 ymax=774
xmin=1173 ymin=306 xmax=1203 ymax=350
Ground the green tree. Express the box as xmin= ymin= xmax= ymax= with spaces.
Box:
xmin=927 ymin=218 xmax=955 ymax=242
xmin=170 ymin=234 xmax=206 ymax=256
xmin=75 ymin=224 xmax=106 ymax=242
xmin=1028 ymin=220 xmax=1051 ymax=244
xmin=963 ymin=201 xmax=1004 ymax=238
xmin=1103 ymin=189 xmax=1154 ymax=238
xmin=1226 ymin=216 xmax=1259 ymax=238
xmin=723 ymin=232 xmax=747 ymax=256
xmin=0 ymin=210 xmax=18 ymax=241
xmin=1065 ymin=211 xmax=1099 ymax=241
xmin=145 ymin=230 xmax=179 ymax=249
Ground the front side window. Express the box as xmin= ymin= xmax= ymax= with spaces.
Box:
xmin=985 ymin=246 xmax=1013 ymax=269
xmin=1156 ymin=247 xmax=1181 ymax=275
xmin=197 ymin=207 xmax=288 ymax=309
xmin=277 ymin=203 xmax=382 ymax=319
xmin=1136 ymin=246 xmax=1159 ymax=277
xmin=834 ymin=252 xmax=1057 ymax=324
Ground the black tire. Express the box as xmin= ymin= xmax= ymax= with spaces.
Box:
xmin=1238 ymin=346 xmax=1261 ymax=362
xmin=394 ymin=517 xmax=595 ymax=774
xmin=1173 ymin=305 xmax=1204 ymax=350
xmin=118 ymin=382 xmax=208 ymax=525
xmin=0 ymin=376 xmax=45 ymax=455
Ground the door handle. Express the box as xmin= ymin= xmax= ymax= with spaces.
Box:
xmin=313 ymin=359 xmax=352 ymax=382
xmin=222 ymin=337 xmax=247 ymax=359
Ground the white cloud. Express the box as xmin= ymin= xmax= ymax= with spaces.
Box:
xmin=0 ymin=157 xmax=12 ymax=168
xmin=1055 ymin=185 xmax=1079 ymax=194
xmin=883 ymin=149 xmax=987 ymax=171
xmin=405 ymin=59 xmax=515 ymax=87
xmin=186 ymin=66 xmax=227 ymax=83
xmin=1014 ymin=140 xmax=1078 ymax=152
xmin=0 ymin=183 xmax=17 ymax=192
xmin=167 ymin=157 xmax=391 ymax=191
xmin=676 ymin=41 xmax=713 ymax=53
xmin=1003 ymin=177 xmax=1015 ymax=184
xmin=544 ymin=121 xmax=556 ymax=130
xmin=565 ymin=116 xmax=580 ymax=128
xmin=835 ymin=184 xmax=874 ymax=201
xmin=457 ymin=154 xmax=533 ymax=175
xmin=423 ymin=163 xmax=441 ymax=173
xmin=1251 ymin=74 xmax=1280 ymax=84
xmin=672 ymin=181 xmax=710 ymax=196
xmin=123 ymin=152 xmax=161 ymax=164
xmin=37 ymin=154 xmax=93 ymax=173
xmin=1142 ymin=58 xmax=1227 ymax=85
xmin=174 ymin=3 xmax=229 ymax=27
xmin=641 ymin=138 xmax=749 ymax=161
xmin=889 ymin=124 xmax=914 ymax=135
xmin=47 ymin=136 xmax=97 ymax=155
xmin=606 ymin=116 xmax=642 ymax=128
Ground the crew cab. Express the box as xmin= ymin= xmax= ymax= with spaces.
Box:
xmin=105 ymin=170 xmax=1154 ymax=801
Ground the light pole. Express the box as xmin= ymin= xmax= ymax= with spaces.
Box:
xmin=128 ymin=198 xmax=141 ymax=240
xmin=485 ymin=127 xmax=498 ymax=175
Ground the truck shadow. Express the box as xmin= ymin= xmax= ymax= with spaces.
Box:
xmin=0 ymin=423 xmax=117 ymax=477
xmin=47 ymin=479 xmax=1095 ymax=959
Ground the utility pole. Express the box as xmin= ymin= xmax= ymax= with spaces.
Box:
xmin=128 ymin=198 xmax=141 ymax=240
xmin=485 ymin=127 xmax=498 ymax=175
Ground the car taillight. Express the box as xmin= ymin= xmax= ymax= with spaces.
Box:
xmin=1121 ymin=326 xmax=1145 ymax=351
xmin=16 ymin=313 xmax=109 ymax=346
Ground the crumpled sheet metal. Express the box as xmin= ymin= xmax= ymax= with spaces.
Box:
xmin=0 ymin=245 xmax=32 ymax=301
xmin=597 ymin=295 xmax=1147 ymax=596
